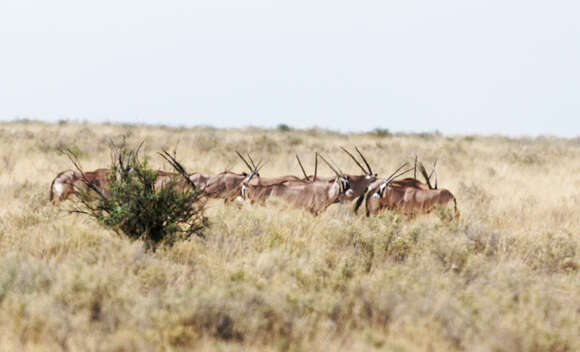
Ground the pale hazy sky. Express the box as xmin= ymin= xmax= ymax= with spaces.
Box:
xmin=1 ymin=1 xmax=579 ymax=136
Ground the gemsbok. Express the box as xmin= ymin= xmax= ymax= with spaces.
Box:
xmin=200 ymin=152 xmax=267 ymax=201
xmin=50 ymin=168 xmax=197 ymax=204
xmin=237 ymin=154 xmax=353 ymax=215
xmin=338 ymin=147 xmax=379 ymax=205
xmin=220 ymin=152 xmax=322 ymax=202
xmin=295 ymin=147 xmax=378 ymax=205
xmin=155 ymin=152 xmax=263 ymax=201
xmin=154 ymin=170 xmax=217 ymax=192
xmin=50 ymin=168 xmax=111 ymax=204
xmin=364 ymin=159 xmax=459 ymax=218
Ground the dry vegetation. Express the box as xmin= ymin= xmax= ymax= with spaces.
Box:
xmin=1 ymin=120 xmax=579 ymax=351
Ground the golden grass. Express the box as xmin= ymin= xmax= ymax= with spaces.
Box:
xmin=0 ymin=120 xmax=579 ymax=351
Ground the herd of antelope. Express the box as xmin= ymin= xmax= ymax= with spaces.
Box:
xmin=50 ymin=147 xmax=459 ymax=219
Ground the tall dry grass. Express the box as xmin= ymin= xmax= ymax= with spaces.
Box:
xmin=0 ymin=120 xmax=579 ymax=351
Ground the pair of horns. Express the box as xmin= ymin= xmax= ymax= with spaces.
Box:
xmin=418 ymin=159 xmax=438 ymax=189
xmin=236 ymin=151 xmax=265 ymax=174
xmin=159 ymin=149 xmax=198 ymax=190
xmin=296 ymin=153 xmax=318 ymax=181
xmin=340 ymin=146 xmax=373 ymax=175
xmin=384 ymin=162 xmax=414 ymax=187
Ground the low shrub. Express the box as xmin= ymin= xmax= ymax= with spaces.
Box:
xmin=66 ymin=141 xmax=208 ymax=250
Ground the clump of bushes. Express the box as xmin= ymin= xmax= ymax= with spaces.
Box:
xmin=371 ymin=128 xmax=391 ymax=138
xmin=66 ymin=141 xmax=208 ymax=250
xmin=276 ymin=123 xmax=292 ymax=132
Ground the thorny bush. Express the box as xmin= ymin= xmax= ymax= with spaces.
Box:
xmin=66 ymin=140 xmax=208 ymax=250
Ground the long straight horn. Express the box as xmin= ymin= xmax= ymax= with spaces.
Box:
xmin=236 ymin=151 xmax=253 ymax=172
xmin=340 ymin=146 xmax=367 ymax=174
xmin=327 ymin=154 xmax=344 ymax=175
xmin=429 ymin=159 xmax=438 ymax=189
xmin=314 ymin=152 xmax=318 ymax=181
xmin=387 ymin=167 xmax=414 ymax=184
xmin=428 ymin=159 xmax=438 ymax=180
xmin=414 ymin=154 xmax=418 ymax=178
xmin=384 ymin=162 xmax=409 ymax=184
xmin=318 ymin=153 xmax=341 ymax=177
xmin=247 ymin=153 xmax=257 ymax=169
xmin=296 ymin=154 xmax=309 ymax=179
xmin=256 ymin=159 xmax=267 ymax=173
xmin=355 ymin=146 xmax=373 ymax=175
xmin=418 ymin=161 xmax=433 ymax=189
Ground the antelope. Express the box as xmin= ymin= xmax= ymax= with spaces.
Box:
xmin=153 ymin=151 xmax=294 ymax=202
xmin=357 ymin=156 xmax=437 ymax=215
xmin=50 ymin=168 xmax=195 ymax=204
xmin=49 ymin=168 xmax=111 ymax=204
xmin=220 ymin=152 xmax=320 ymax=202
xmin=154 ymin=170 xmax=215 ymax=192
xmin=237 ymin=154 xmax=352 ymax=215
xmin=200 ymin=152 xmax=267 ymax=201
xmin=364 ymin=159 xmax=459 ymax=218
xmin=338 ymin=146 xmax=378 ymax=204
xmin=296 ymin=147 xmax=378 ymax=205
xmin=154 ymin=152 xmax=261 ymax=201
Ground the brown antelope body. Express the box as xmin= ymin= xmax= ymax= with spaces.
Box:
xmin=154 ymin=171 xmax=215 ymax=192
xmin=217 ymin=152 xmax=309 ymax=202
xmin=364 ymin=161 xmax=459 ymax=218
xmin=296 ymin=148 xmax=378 ymax=205
xmin=51 ymin=168 xmax=203 ymax=203
xmin=245 ymin=177 xmax=349 ymax=215
xmin=365 ymin=182 xmax=458 ymax=217
xmin=202 ymin=171 xmax=253 ymax=199
xmin=237 ymin=154 xmax=352 ymax=215
xmin=49 ymin=168 xmax=111 ymax=204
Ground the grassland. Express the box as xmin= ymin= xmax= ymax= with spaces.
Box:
xmin=0 ymin=120 xmax=579 ymax=351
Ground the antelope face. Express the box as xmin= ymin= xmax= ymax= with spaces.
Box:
xmin=340 ymin=174 xmax=377 ymax=201
xmin=339 ymin=175 xmax=353 ymax=198
xmin=365 ymin=173 xmax=378 ymax=186
xmin=237 ymin=170 xmax=260 ymax=201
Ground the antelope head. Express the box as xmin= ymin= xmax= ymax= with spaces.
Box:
xmin=236 ymin=151 xmax=261 ymax=178
xmin=318 ymin=153 xmax=352 ymax=200
xmin=339 ymin=146 xmax=378 ymax=201
xmin=235 ymin=152 xmax=264 ymax=202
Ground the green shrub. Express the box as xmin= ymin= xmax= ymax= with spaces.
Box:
xmin=372 ymin=128 xmax=391 ymax=137
xmin=67 ymin=141 xmax=208 ymax=250
xmin=276 ymin=123 xmax=292 ymax=132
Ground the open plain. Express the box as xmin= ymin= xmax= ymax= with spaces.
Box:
xmin=0 ymin=121 xmax=579 ymax=351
